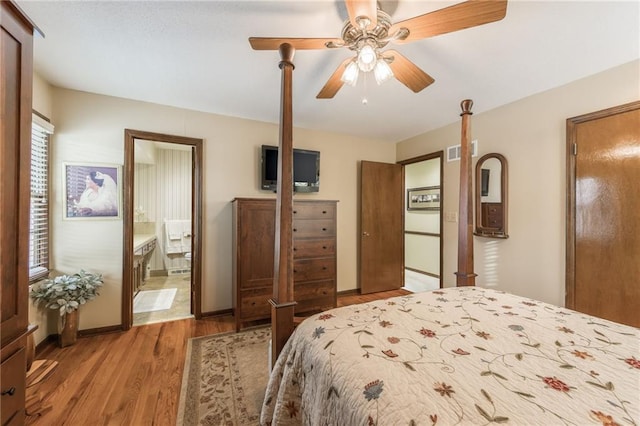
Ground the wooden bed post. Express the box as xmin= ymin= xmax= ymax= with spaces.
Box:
xmin=455 ymin=99 xmax=477 ymax=286
xmin=269 ymin=43 xmax=296 ymax=367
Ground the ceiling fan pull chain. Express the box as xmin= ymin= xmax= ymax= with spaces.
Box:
xmin=362 ymin=72 xmax=368 ymax=105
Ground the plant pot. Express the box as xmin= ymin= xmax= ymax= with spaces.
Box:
xmin=58 ymin=310 xmax=78 ymax=347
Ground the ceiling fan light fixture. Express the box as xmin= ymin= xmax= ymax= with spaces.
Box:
xmin=357 ymin=44 xmax=377 ymax=72
xmin=341 ymin=60 xmax=359 ymax=86
xmin=373 ymin=58 xmax=393 ymax=85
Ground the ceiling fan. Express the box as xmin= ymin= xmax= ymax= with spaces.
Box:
xmin=249 ymin=0 xmax=507 ymax=99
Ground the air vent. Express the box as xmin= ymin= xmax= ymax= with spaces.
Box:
xmin=447 ymin=140 xmax=477 ymax=162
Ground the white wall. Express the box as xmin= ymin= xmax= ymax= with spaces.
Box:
xmin=46 ymin=88 xmax=395 ymax=333
xmin=397 ymin=59 xmax=640 ymax=306
xmin=32 ymin=73 xmax=53 ymax=118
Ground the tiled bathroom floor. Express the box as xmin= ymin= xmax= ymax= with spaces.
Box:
xmin=133 ymin=274 xmax=192 ymax=326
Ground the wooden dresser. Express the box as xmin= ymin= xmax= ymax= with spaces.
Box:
xmin=1 ymin=2 xmax=38 ymax=425
xmin=232 ymin=198 xmax=337 ymax=331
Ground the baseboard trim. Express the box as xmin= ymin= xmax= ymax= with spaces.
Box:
xmin=337 ymin=288 xmax=360 ymax=297
xmin=78 ymin=324 xmax=123 ymax=338
xmin=34 ymin=334 xmax=57 ymax=356
xmin=201 ymin=308 xmax=233 ymax=318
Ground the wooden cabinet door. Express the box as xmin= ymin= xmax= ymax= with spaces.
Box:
xmin=237 ymin=200 xmax=275 ymax=290
xmin=360 ymin=161 xmax=403 ymax=294
xmin=1 ymin=1 xmax=33 ymax=348
xmin=1 ymin=4 xmax=35 ymax=425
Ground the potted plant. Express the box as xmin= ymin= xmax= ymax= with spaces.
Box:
xmin=30 ymin=270 xmax=104 ymax=347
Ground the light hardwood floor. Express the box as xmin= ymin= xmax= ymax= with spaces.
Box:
xmin=26 ymin=288 xmax=409 ymax=425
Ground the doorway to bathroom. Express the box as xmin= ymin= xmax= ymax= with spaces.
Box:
xmin=122 ymin=130 xmax=203 ymax=329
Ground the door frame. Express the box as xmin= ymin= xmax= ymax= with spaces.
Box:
xmin=122 ymin=129 xmax=204 ymax=330
xmin=398 ymin=151 xmax=444 ymax=289
xmin=565 ymin=100 xmax=640 ymax=309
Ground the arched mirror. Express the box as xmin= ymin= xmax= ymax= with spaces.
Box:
xmin=474 ymin=153 xmax=508 ymax=238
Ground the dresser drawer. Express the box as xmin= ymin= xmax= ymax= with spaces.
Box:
xmin=293 ymin=258 xmax=335 ymax=281
xmin=1 ymin=348 xmax=26 ymax=426
xmin=486 ymin=215 xmax=503 ymax=228
xmin=293 ymin=203 xmax=335 ymax=219
xmin=240 ymin=276 xmax=273 ymax=290
xmin=239 ymin=288 xmax=271 ymax=321
xmin=292 ymin=219 xmax=335 ymax=238
xmin=293 ymin=238 xmax=335 ymax=259
xmin=488 ymin=205 xmax=501 ymax=215
xmin=295 ymin=280 xmax=336 ymax=314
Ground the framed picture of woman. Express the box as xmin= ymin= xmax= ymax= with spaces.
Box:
xmin=63 ymin=163 xmax=121 ymax=219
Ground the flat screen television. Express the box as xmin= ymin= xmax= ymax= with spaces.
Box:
xmin=261 ymin=145 xmax=320 ymax=192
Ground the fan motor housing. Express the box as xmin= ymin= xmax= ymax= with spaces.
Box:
xmin=341 ymin=8 xmax=393 ymax=50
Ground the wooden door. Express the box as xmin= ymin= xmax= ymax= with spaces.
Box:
xmin=360 ymin=161 xmax=403 ymax=294
xmin=566 ymin=101 xmax=640 ymax=327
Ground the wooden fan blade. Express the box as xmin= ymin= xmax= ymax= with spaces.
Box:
xmin=383 ymin=50 xmax=435 ymax=93
xmin=249 ymin=37 xmax=342 ymax=50
xmin=345 ymin=0 xmax=377 ymax=29
xmin=389 ymin=0 xmax=508 ymax=44
xmin=317 ymin=58 xmax=353 ymax=99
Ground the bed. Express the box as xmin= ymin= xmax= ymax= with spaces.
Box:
xmin=261 ymin=286 xmax=639 ymax=424
xmin=256 ymin=42 xmax=639 ymax=425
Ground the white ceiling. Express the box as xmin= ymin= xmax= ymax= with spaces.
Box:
xmin=17 ymin=0 xmax=640 ymax=143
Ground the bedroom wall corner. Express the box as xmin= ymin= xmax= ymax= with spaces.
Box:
xmin=395 ymin=59 xmax=640 ymax=307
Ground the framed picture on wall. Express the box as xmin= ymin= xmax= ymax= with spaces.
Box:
xmin=63 ymin=162 xmax=121 ymax=219
xmin=407 ymin=186 xmax=441 ymax=211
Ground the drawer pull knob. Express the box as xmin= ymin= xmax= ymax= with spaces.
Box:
xmin=2 ymin=387 xmax=16 ymax=396
xmin=251 ymin=302 xmax=256 ymax=306
xmin=322 ymin=266 xmax=327 ymax=270
xmin=322 ymin=228 xmax=327 ymax=231
xmin=293 ymin=228 xmax=297 ymax=232
xmin=293 ymin=210 xmax=297 ymax=214
xmin=294 ymin=269 xmax=297 ymax=273
xmin=293 ymin=248 xmax=297 ymax=251
xmin=322 ymin=246 xmax=327 ymax=249
xmin=322 ymin=210 xmax=327 ymax=214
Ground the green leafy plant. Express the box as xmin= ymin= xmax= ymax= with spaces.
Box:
xmin=30 ymin=270 xmax=104 ymax=316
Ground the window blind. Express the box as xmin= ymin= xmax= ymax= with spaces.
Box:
xmin=29 ymin=114 xmax=54 ymax=282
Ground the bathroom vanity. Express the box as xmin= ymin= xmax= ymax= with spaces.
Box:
xmin=133 ymin=234 xmax=157 ymax=292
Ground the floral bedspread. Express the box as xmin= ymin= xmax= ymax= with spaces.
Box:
xmin=261 ymin=287 xmax=639 ymax=425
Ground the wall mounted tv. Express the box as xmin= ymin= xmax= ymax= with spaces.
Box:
xmin=261 ymin=145 xmax=320 ymax=193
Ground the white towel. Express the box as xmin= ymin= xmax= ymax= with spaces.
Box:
xmin=164 ymin=219 xmax=192 ymax=254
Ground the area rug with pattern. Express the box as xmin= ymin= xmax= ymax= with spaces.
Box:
xmin=177 ymin=327 xmax=271 ymax=425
